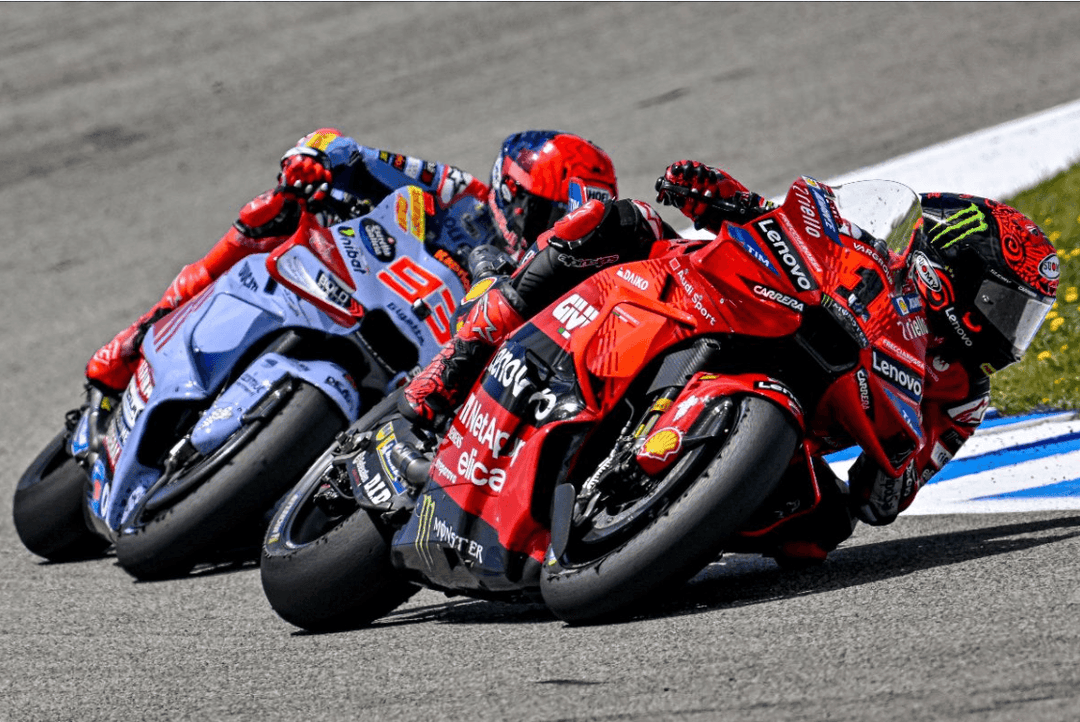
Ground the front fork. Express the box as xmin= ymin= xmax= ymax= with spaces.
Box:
xmin=68 ymin=385 xmax=116 ymax=474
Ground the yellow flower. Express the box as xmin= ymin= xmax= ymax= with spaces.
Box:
xmin=1066 ymin=287 xmax=1079 ymax=303
xmin=1047 ymin=310 xmax=1059 ymax=319
xmin=1038 ymin=350 xmax=1052 ymax=361
xmin=1072 ymin=248 xmax=1080 ymax=257
xmin=1050 ymin=230 xmax=1062 ymax=243
xmin=1062 ymin=344 xmax=1070 ymax=352
xmin=1051 ymin=317 xmax=1066 ymax=331
xmin=1044 ymin=217 xmax=1054 ymax=225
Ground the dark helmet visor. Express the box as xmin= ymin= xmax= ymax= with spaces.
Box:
xmin=972 ymin=277 xmax=1053 ymax=357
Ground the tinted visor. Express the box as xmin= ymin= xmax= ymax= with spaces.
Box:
xmin=973 ymin=277 xmax=1053 ymax=356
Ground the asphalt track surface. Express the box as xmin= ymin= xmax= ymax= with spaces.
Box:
xmin=4 ymin=4 xmax=1080 ymax=721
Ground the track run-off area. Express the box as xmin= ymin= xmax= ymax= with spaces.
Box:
xmin=3 ymin=5 xmax=1080 ymax=721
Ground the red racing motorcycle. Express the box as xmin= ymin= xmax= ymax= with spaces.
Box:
xmin=260 ymin=175 xmax=929 ymax=628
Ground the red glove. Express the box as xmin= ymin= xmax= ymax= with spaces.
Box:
xmin=656 ymin=160 xmax=761 ymax=230
xmin=659 ymin=160 xmax=749 ymax=215
xmin=278 ymin=147 xmax=333 ymax=204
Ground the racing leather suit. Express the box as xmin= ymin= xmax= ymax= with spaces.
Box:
xmin=86 ymin=130 xmax=491 ymax=392
xmin=499 ymin=172 xmax=991 ymax=563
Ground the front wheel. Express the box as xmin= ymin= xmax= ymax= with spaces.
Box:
xmin=115 ymin=381 xmax=346 ymax=580
xmin=13 ymin=428 xmax=109 ymax=562
xmin=260 ymin=392 xmax=418 ymax=632
xmin=540 ymin=395 xmax=799 ymax=624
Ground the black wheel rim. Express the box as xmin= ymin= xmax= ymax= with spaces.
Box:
xmin=568 ymin=397 xmax=737 ymax=561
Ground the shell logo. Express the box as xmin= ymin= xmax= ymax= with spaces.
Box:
xmin=641 ymin=427 xmax=682 ymax=461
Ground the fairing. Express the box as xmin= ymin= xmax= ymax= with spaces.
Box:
xmin=80 ymin=186 xmax=474 ymax=537
xmin=385 ymin=177 xmax=931 ymax=593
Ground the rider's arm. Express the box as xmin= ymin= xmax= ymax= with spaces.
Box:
xmin=507 ymin=199 xmax=671 ymax=312
xmin=850 ymin=357 xmax=990 ymax=524
xmin=329 ymin=141 xmax=488 ymax=209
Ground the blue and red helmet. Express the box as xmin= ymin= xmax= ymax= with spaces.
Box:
xmin=488 ymin=130 xmax=618 ymax=260
xmin=911 ymin=193 xmax=1058 ymax=374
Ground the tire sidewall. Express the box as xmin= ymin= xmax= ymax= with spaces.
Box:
xmin=259 ymin=389 xmax=416 ymax=631
xmin=541 ymin=396 xmax=799 ymax=623
xmin=13 ymin=428 xmax=108 ymax=561
xmin=114 ymin=381 xmax=346 ymax=578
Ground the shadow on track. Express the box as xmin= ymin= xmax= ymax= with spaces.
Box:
xmin=664 ymin=513 xmax=1080 ymax=617
xmin=290 ymin=513 xmax=1080 ymax=632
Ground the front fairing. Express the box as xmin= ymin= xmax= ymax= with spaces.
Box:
xmin=269 ymin=187 xmax=472 ymax=362
xmin=681 ymin=177 xmax=929 ymax=473
xmin=87 ymin=189 xmax=481 ymax=538
xmin=780 ymin=179 xmax=928 ymax=473
xmin=87 ymin=254 xmax=360 ymax=536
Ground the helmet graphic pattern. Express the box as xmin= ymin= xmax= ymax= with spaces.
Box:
xmin=986 ymin=199 xmax=1059 ymax=297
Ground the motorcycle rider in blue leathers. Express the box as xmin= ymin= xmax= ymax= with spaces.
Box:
xmin=86 ymin=128 xmax=619 ymax=394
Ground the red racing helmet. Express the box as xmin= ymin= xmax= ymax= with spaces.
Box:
xmin=488 ymin=130 xmax=618 ymax=260
xmin=911 ymin=193 xmax=1059 ymax=374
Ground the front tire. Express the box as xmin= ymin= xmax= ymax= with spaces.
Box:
xmin=115 ymin=381 xmax=346 ymax=580
xmin=261 ymin=392 xmax=418 ymax=632
xmin=540 ymin=395 xmax=798 ymax=624
xmin=13 ymin=429 xmax=109 ymax=561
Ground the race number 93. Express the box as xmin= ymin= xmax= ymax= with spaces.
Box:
xmin=377 ymin=256 xmax=456 ymax=345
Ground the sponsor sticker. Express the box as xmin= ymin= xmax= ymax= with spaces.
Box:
xmin=641 ymin=427 xmax=682 ymax=462
xmin=552 ymin=293 xmax=598 ymax=339
xmin=360 ymin=219 xmax=396 ymax=262
xmin=754 ymin=217 xmax=818 ymax=292
xmin=871 ymin=349 xmax=923 ymax=402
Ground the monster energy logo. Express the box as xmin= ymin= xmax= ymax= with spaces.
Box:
xmin=414 ymin=496 xmax=437 ymax=570
xmin=928 ymin=203 xmax=988 ymax=249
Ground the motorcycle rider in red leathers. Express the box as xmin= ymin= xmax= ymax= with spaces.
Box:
xmin=400 ymin=159 xmax=1059 ymax=565
xmin=85 ymin=129 xmax=619 ymax=395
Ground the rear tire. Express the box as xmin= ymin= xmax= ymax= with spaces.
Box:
xmin=540 ymin=395 xmax=798 ymax=624
xmin=115 ymin=381 xmax=346 ymax=580
xmin=13 ymin=429 xmax=109 ymax=561
xmin=261 ymin=392 xmax=418 ymax=632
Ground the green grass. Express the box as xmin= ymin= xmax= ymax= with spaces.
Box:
xmin=988 ymin=162 xmax=1080 ymax=414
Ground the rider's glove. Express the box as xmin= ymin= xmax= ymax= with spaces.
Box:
xmin=277 ymin=146 xmax=333 ymax=205
xmin=467 ymin=244 xmax=518 ymax=281
xmin=849 ymin=454 xmax=918 ymax=526
xmin=655 ymin=160 xmax=766 ymax=231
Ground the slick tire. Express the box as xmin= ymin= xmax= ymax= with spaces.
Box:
xmin=13 ymin=429 xmax=109 ymax=562
xmin=261 ymin=391 xmax=418 ymax=632
xmin=540 ymin=396 xmax=798 ymax=625
xmin=261 ymin=502 xmax=418 ymax=632
xmin=115 ymin=381 xmax=345 ymax=580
